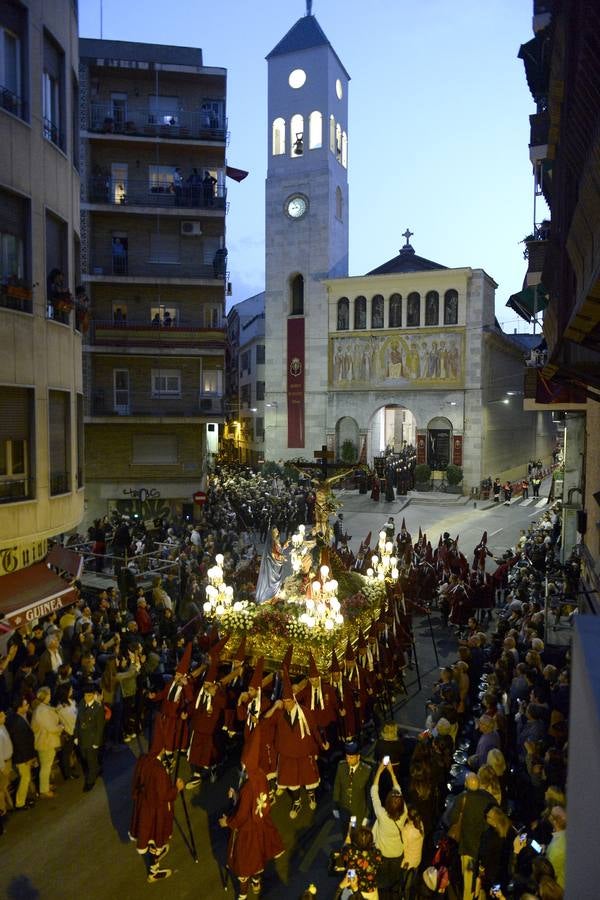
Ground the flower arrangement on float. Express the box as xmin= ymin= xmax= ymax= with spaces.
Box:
xmin=202 ymin=528 xmax=399 ymax=669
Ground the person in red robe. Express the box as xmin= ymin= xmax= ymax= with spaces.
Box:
xmin=186 ymin=655 xmax=226 ymax=788
xmin=219 ymin=726 xmax=284 ymax=899
xmin=265 ymin=668 xmax=327 ymax=819
xmin=148 ymin=642 xmax=194 ymax=761
xmin=237 ymin=656 xmax=277 ymax=794
xmin=329 ymin=649 xmax=358 ymax=742
xmin=129 ymin=750 xmax=184 ymax=883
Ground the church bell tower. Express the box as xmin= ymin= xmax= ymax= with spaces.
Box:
xmin=264 ymin=5 xmax=350 ymax=460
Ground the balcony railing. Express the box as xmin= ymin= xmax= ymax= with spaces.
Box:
xmin=1 ymin=281 xmax=33 ymax=314
xmin=90 ymin=394 xmax=224 ymax=418
xmin=89 ymin=319 xmax=226 ymax=349
xmin=50 ymin=472 xmax=71 ymax=496
xmin=1 ymin=85 xmax=26 ymax=120
xmin=88 ymin=256 xmax=223 ymax=281
xmin=0 ymin=477 xmax=35 ymax=504
xmin=43 ymin=117 xmax=65 ymax=151
xmin=88 ymin=102 xmax=227 ymax=142
xmin=85 ymin=176 xmax=226 ymax=211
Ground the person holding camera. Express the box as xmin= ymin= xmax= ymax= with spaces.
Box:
xmin=338 ymin=825 xmax=382 ymax=899
xmin=371 ymin=759 xmax=407 ymax=899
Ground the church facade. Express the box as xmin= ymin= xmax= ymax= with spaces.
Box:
xmin=259 ymin=10 xmax=554 ymax=490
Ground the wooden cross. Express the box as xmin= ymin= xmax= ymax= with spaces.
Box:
xmin=402 ymin=228 xmax=414 ymax=247
xmin=314 ymin=443 xmax=335 ymax=478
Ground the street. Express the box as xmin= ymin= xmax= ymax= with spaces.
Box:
xmin=0 ymin=484 xmax=555 ymax=900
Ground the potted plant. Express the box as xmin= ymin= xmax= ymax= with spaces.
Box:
xmin=414 ymin=463 xmax=432 ymax=491
xmin=340 ymin=439 xmax=357 ymax=464
xmin=445 ymin=463 xmax=464 ymax=493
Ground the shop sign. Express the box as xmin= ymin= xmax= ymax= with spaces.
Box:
xmin=0 ymin=538 xmax=48 ymax=576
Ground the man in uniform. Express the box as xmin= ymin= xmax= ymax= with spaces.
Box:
xmin=74 ymin=682 xmax=105 ymax=793
xmin=332 ymin=740 xmax=372 ymax=836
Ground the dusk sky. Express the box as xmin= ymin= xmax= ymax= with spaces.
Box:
xmin=80 ymin=0 xmax=545 ymax=328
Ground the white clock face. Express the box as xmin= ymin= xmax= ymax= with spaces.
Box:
xmin=336 ymin=78 xmax=343 ymax=99
xmin=286 ymin=196 xmax=307 ymax=219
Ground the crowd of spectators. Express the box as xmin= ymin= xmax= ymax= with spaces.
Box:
xmin=0 ymin=464 xmax=573 ymax=900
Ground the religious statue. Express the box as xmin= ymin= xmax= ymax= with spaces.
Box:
xmin=255 ymin=527 xmax=288 ymax=604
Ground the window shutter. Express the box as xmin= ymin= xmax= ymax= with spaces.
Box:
xmin=0 ymin=387 xmax=30 ymax=442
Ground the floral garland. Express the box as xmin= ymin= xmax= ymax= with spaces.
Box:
xmin=217 ymin=579 xmax=388 ymax=670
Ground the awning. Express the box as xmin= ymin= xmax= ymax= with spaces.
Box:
xmin=506 ymin=283 xmax=550 ymax=323
xmin=225 ymin=165 xmax=249 ymax=183
xmin=0 ymin=563 xmax=78 ymax=629
xmin=518 ymin=31 xmax=550 ymax=102
xmin=46 ymin=545 xmax=83 ymax=580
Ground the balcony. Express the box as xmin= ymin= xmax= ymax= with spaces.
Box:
xmin=85 ymin=176 xmax=226 ymax=212
xmin=89 ymin=319 xmax=226 ymax=350
xmin=1 ymin=85 xmax=26 ymax=120
xmin=43 ymin=117 xmax=66 ymax=152
xmin=0 ymin=477 xmax=35 ymax=504
xmin=89 ymin=393 xmax=224 ymax=419
xmin=50 ymin=472 xmax=71 ymax=496
xmin=529 ymin=110 xmax=549 ymax=149
xmin=87 ymin=256 xmax=225 ymax=283
xmin=0 ymin=280 xmax=33 ymax=314
xmin=87 ymin=102 xmax=227 ymax=143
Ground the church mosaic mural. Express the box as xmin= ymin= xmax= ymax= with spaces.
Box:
xmin=330 ymin=329 xmax=464 ymax=389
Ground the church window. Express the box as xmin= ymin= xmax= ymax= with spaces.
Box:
xmin=335 ymin=123 xmax=342 ymax=162
xmin=371 ymin=295 xmax=384 ymax=329
xmin=341 ymin=131 xmax=348 ymax=168
xmin=336 ymin=78 xmax=343 ymax=100
xmin=425 ymin=290 xmax=439 ymax=326
xmin=354 ymin=296 xmax=366 ymax=329
xmin=329 ymin=115 xmax=335 ymax=153
xmin=290 ymin=114 xmax=304 ymax=156
xmin=389 ymin=293 xmax=402 ymax=328
xmin=335 ymin=186 xmax=343 ymax=221
xmin=290 ymin=274 xmax=304 ymax=315
xmin=309 ymin=110 xmax=322 ymax=149
xmin=272 ymin=117 xmax=285 ymax=156
xmin=407 ymin=292 xmax=420 ymax=327
xmin=444 ymin=289 xmax=459 ymax=325
xmin=288 ymin=68 xmax=306 ymax=89
xmin=337 ymin=297 xmax=349 ymax=330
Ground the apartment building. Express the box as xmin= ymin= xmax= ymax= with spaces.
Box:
xmin=226 ymin=293 xmax=265 ymax=464
xmin=0 ymin=0 xmax=83 ymax=581
xmin=79 ymin=39 xmax=227 ymax=525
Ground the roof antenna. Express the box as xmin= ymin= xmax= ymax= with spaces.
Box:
xmin=306 ymin=0 xmax=313 ymax=15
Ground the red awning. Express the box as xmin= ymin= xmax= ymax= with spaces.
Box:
xmin=0 ymin=563 xmax=78 ymax=629
xmin=225 ymin=165 xmax=249 ymax=182
xmin=46 ymin=545 xmax=83 ymax=579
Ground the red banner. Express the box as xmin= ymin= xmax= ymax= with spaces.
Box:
xmin=452 ymin=435 xmax=463 ymax=466
xmin=287 ymin=318 xmax=305 ymax=448
xmin=416 ymin=431 xmax=427 ymax=465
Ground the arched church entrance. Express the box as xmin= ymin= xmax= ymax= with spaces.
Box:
xmin=426 ymin=416 xmax=453 ymax=469
xmin=335 ymin=416 xmax=360 ymax=462
xmin=367 ymin=404 xmax=417 ymax=466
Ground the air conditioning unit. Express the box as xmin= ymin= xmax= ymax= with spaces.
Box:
xmin=114 ymin=405 xmax=130 ymax=416
xmin=181 ymin=221 xmax=202 ymax=236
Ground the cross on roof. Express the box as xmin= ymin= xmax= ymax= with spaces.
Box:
xmin=402 ymin=228 xmax=414 ymax=247
xmin=306 ymin=0 xmax=313 ymax=15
